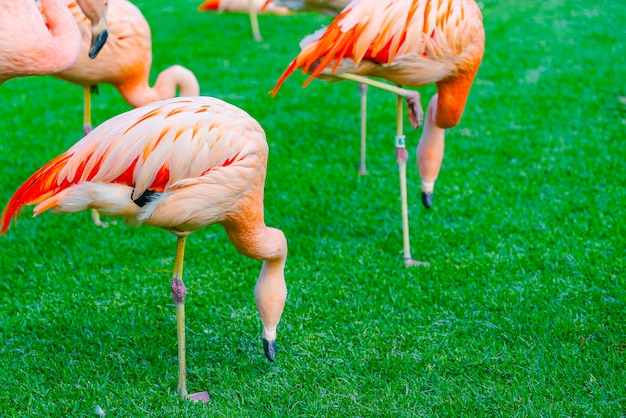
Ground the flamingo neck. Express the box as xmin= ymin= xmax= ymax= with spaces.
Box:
xmin=118 ymin=65 xmax=200 ymax=108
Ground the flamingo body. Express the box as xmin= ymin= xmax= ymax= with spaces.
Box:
xmin=0 ymin=0 xmax=108 ymax=85
xmin=2 ymin=97 xmax=267 ymax=233
xmin=0 ymin=0 xmax=81 ymax=84
xmin=1 ymin=96 xmax=288 ymax=400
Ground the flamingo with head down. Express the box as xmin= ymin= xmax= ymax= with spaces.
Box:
xmin=199 ymin=0 xmax=291 ymax=42
xmin=1 ymin=96 xmax=288 ymax=403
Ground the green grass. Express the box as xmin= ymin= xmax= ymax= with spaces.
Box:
xmin=1 ymin=0 xmax=625 ymax=415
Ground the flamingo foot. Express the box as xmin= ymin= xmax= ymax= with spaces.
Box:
xmin=406 ymin=93 xmax=424 ymax=129
xmin=421 ymin=191 xmax=434 ymax=209
xmin=91 ymin=209 xmax=110 ymax=228
xmin=358 ymin=161 xmax=367 ymax=175
xmin=186 ymin=392 xmax=210 ymax=403
xmin=403 ymin=257 xmax=430 ymax=268
xmin=263 ymin=338 xmax=276 ymax=362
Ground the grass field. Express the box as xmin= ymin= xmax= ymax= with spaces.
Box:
xmin=0 ymin=0 xmax=624 ymax=416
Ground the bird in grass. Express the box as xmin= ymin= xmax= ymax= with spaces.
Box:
xmin=264 ymin=0 xmax=348 ymax=16
xmin=198 ymin=0 xmax=291 ymax=42
xmin=271 ymin=0 xmax=485 ymax=266
xmin=53 ymin=0 xmax=200 ymax=135
xmin=0 ymin=96 xmax=288 ymax=403
xmin=52 ymin=0 xmax=200 ymax=226
xmin=0 ymin=0 xmax=108 ymax=84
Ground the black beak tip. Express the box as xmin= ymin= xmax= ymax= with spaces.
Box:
xmin=421 ymin=191 xmax=433 ymax=209
xmin=88 ymin=30 xmax=109 ymax=59
xmin=263 ymin=338 xmax=276 ymax=362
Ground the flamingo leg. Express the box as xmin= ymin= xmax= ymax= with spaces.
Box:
xmin=82 ymin=85 xmax=109 ymax=228
xmin=83 ymin=85 xmax=111 ymax=228
xmin=358 ymin=84 xmax=368 ymax=175
xmin=247 ymin=0 xmax=262 ymax=42
xmin=83 ymin=85 xmax=93 ymax=135
xmin=325 ymin=72 xmax=424 ymax=129
xmin=170 ymin=236 xmax=210 ymax=402
xmin=395 ymin=94 xmax=428 ymax=268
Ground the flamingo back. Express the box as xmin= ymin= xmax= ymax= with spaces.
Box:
xmin=1 ymin=97 xmax=267 ymax=233
xmin=272 ymin=0 xmax=485 ymax=94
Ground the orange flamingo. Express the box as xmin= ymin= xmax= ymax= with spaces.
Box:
xmin=1 ymin=96 xmax=288 ymax=403
xmin=199 ymin=0 xmax=291 ymax=42
xmin=0 ymin=0 xmax=108 ymax=84
xmin=54 ymin=0 xmax=200 ymax=135
xmin=265 ymin=0 xmax=348 ymax=16
xmin=52 ymin=0 xmax=200 ymax=226
xmin=271 ymin=0 xmax=485 ymax=266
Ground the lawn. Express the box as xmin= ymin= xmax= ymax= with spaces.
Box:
xmin=0 ymin=0 xmax=624 ymax=416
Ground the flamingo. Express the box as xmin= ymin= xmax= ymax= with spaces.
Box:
xmin=0 ymin=0 xmax=108 ymax=84
xmin=198 ymin=0 xmax=292 ymax=42
xmin=265 ymin=0 xmax=347 ymax=16
xmin=51 ymin=0 xmax=200 ymax=226
xmin=0 ymin=96 xmax=289 ymax=403
xmin=53 ymin=0 xmax=200 ymax=135
xmin=271 ymin=0 xmax=485 ymax=266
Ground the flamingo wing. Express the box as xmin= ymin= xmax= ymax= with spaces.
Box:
xmin=272 ymin=0 xmax=484 ymax=94
xmin=1 ymin=97 xmax=265 ymax=232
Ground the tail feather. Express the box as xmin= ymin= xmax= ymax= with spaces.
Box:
xmin=271 ymin=59 xmax=298 ymax=97
xmin=198 ymin=0 xmax=220 ymax=11
xmin=271 ymin=8 xmax=364 ymax=95
xmin=1 ymin=153 xmax=72 ymax=234
xmin=271 ymin=1 xmax=438 ymax=92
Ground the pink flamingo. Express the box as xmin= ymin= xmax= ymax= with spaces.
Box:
xmin=1 ymin=96 xmax=288 ymax=403
xmin=0 ymin=0 xmax=108 ymax=84
xmin=199 ymin=0 xmax=291 ymax=42
xmin=272 ymin=0 xmax=485 ymax=266
xmin=53 ymin=0 xmax=200 ymax=135
xmin=265 ymin=0 xmax=348 ymax=16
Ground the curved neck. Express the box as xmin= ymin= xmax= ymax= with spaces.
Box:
xmin=153 ymin=65 xmax=200 ymax=101
xmin=118 ymin=65 xmax=200 ymax=108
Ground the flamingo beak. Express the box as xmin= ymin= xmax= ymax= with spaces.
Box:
xmin=88 ymin=18 xmax=108 ymax=59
